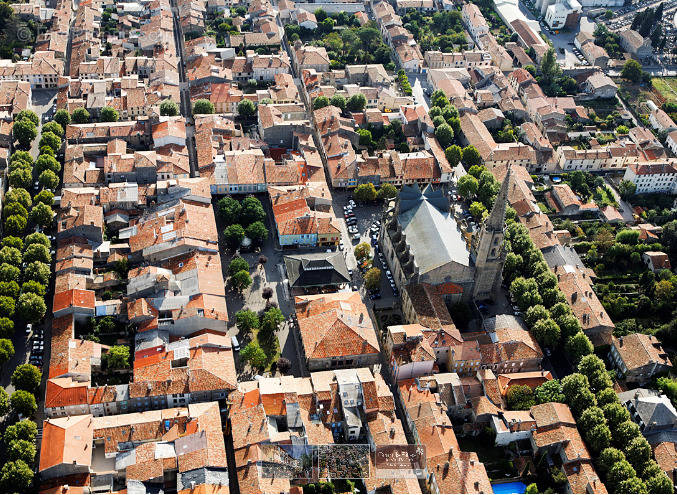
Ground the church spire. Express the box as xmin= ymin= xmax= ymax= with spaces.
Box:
xmin=486 ymin=166 xmax=511 ymax=231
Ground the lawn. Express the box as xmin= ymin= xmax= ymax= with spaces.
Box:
xmin=251 ymin=327 xmax=280 ymax=373
xmin=537 ymin=201 xmax=552 ymax=214
xmin=593 ymin=186 xmax=617 ymax=208
xmin=652 ymin=77 xmax=677 ymax=105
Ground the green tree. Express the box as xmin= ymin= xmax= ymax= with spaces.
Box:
xmin=617 ymin=478 xmax=646 ymax=494
xmin=565 ymin=332 xmax=593 ymax=364
xmin=39 ymin=131 xmax=61 ymax=152
xmin=24 ymin=244 xmax=49 ymax=265
xmin=5 ymin=188 xmax=31 ymax=210
xmin=71 ymin=107 xmax=90 ymax=124
xmin=0 ymin=317 xmax=13 ymax=339
xmin=8 ymin=167 xmax=32 ymax=190
xmin=0 ymin=281 xmax=19 ymax=299
xmin=615 ymin=420 xmax=642 ymax=446
xmin=228 ymin=256 xmax=249 ymax=276
xmin=625 ymin=435 xmax=652 ymax=472
xmin=261 ymin=307 xmax=284 ymax=334
xmin=579 ymin=406 xmax=605 ymax=431
xmin=364 ymin=267 xmax=381 ymax=290
xmin=54 ymin=109 xmax=71 ymax=128
xmin=240 ymin=196 xmax=266 ymax=225
xmin=24 ymin=261 xmax=50 ymax=285
xmin=11 ymin=364 xmax=41 ymax=393
xmin=9 ymin=151 xmax=32 ymax=167
xmin=21 ymin=281 xmax=45 ymax=297
xmin=462 ymin=145 xmax=482 ymax=166
xmin=621 ymin=59 xmax=643 ymax=82
xmin=469 ymin=201 xmax=487 ymax=220
xmin=13 ymin=118 xmax=37 ymax=149
xmin=1 ymin=338 xmax=17 ymax=362
xmin=28 ymin=203 xmax=53 ymax=229
xmin=358 ymin=128 xmax=372 ymax=146
xmin=599 ymin=447 xmax=626 ymax=473
xmin=561 ymin=373 xmax=591 ymax=402
xmin=646 ymin=473 xmax=674 ymax=494
xmin=0 ymin=246 xmax=21 ymax=266
xmin=193 ymin=99 xmax=215 ymax=114
xmin=1 ymin=236 xmax=22 ymax=251
xmin=231 ymin=270 xmax=252 ymax=292
xmin=597 ymin=387 xmax=620 ymax=407
xmin=354 ymin=183 xmax=377 ymax=202
xmin=609 ymin=459 xmax=637 ymax=487
xmin=526 ymin=483 xmax=539 ymax=494
xmin=16 ymin=293 xmax=46 ymax=323
xmin=445 ymin=145 xmax=462 ymax=167
xmin=347 ymin=93 xmax=366 ymax=112
xmin=10 ymin=390 xmax=36 ymax=416
xmin=434 ymin=123 xmax=454 ymax=148
xmin=7 ymin=439 xmax=35 ymax=464
xmin=217 ymin=196 xmax=242 ymax=225
xmin=15 ymin=110 xmax=39 ymax=126
xmin=240 ymin=342 xmax=267 ymax=369
xmin=237 ymin=99 xmax=256 ymax=117
xmin=0 ymin=264 xmax=20 ymax=283
xmin=534 ymin=379 xmax=565 ymax=404
xmin=34 ymin=154 xmax=60 ymax=174
xmin=618 ymin=179 xmax=636 ymax=200
xmin=0 ymin=387 xmax=8 ymax=416
xmin=160 ymin=99 xmax=179 ymax=116
xmin=555 ymin=313 xmax=582 ymax=340
xmin=532 ymin=318 xmax=560 ymax=347
xmin=235 ymin=309 xmax=259 ymax=333
xmin=330 ymin=94 xmax=347 ymax=111
xmin=38 ymin=169 xmax=59 ymax=190
xmin=457 ymin=174 xmax=479 ymax=199
xmin=540 ymin=48 xmax=561 ymax=83
xmin=104 ymin=345 xmax=130 ymax=369
xmin=224 ymin=224 xmax=245 ymax=249
xmin=33 ymin=190 xmax=54 ymax=207
xmin=42 ymin=120 xmax=64 ymax=137
xmin=525 ymin=304 xmax=549 ymax=327
xmin=313 ymin=96 xmax=330 ymax=110
xmin=354 ymin=242 xmax=371 ymax=262
xmin=0 ymin=296 xmax=15 ymax=318
xmin=586 ymin=423 xmax=612 ymax=453
xmin=377 ymin=183 xmax=398 ymax=200
xmin=3 ymin=420 xmax=37 ymax=444
xmin=0 ymin=460 xmax=33 ymax=492
xmin=506 ymin=384 xmax=535 ymax=410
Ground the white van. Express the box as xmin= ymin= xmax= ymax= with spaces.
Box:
xmin=231 ymin=335 xmax=240 ymax=352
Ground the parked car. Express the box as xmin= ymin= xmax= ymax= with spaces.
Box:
xmin=231 ymin=335 xmax=240 ymax=352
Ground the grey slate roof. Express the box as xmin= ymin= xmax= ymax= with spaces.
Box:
xmin=397 ymin=184 xmax=469 ymax=274
xmin=284 ymin=251 xmax=350 ymax=287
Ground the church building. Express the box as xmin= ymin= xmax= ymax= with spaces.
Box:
xmin=379 ymin=168 xmax=510 ymax=307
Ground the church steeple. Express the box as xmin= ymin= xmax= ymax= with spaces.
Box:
xmin=471 ymin=166 xmax=511 ymax=300
xmin=486 ymin=166 xmax=511 ymax=232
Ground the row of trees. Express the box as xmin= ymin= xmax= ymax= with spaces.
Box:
xmin=0 ymin=363 xmax=44 ymax=491
xmin=559 ymin=355 xmax=673 ymax=493
xmin=312 ymin=93 xmax=366 ymax=114
xmin=503 ymin=221 xmax=595 ymax=362
xmin=353 ymin=183 xmax=398 ymax=203
xmin=428 ymin=90 xmax=460 ymax=149
xmin=218 ymin=196 xmax=269 ymax=250
xmin=236 ymin=307 xmax=285 ymax=370
xmin=397 ymin=70 xmax=412 ymax=96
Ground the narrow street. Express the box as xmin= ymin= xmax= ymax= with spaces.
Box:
xmin=169 ymin=0 xmax=197 ymax=177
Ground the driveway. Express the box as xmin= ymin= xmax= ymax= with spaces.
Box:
xmin=409 ymin=76 xmax=429 ymax=113
xmin=604 ymin=177 xmax=634 ymax=223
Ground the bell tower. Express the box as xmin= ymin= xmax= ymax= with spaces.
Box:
xmin=472 ymin=167 xmax=511 ymax=300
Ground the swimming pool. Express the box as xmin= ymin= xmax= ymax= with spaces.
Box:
xmin=491 ymin=481 xmax=527 ymax=494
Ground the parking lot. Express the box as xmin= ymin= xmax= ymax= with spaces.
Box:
xmin=331 ymin=191 xmax=400 ymax=307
